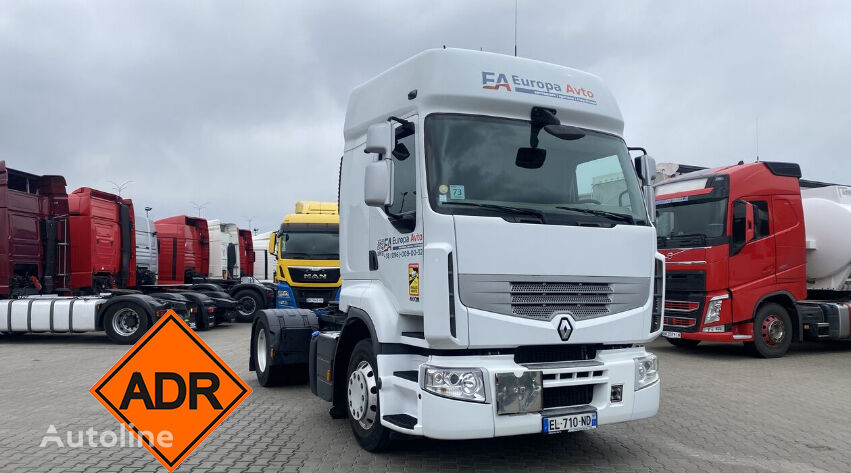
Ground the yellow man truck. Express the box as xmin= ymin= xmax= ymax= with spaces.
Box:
xmin=268 ymin=201 xmax=341 ymax=310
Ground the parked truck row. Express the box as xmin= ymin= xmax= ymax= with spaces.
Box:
xmin=0 ymin=161 xmax=279 ymax=343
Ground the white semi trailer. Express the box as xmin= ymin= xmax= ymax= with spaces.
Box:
xmin=250 ymin=49 xmax=663 ymax=450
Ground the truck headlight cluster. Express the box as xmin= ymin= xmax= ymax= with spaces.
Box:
xmin=634 ymin=353 xmax=659 ymax=391
xmin=703 ymin=295 xmax=728 ymax=325
xmin=277 ymin=290 xmax=290 ymax=299
xmin=420 ymin=365 xmax=486 ymax=403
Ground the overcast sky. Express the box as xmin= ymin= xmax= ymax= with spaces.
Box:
xmin=2 ymin=1 xmax=849 ymax=231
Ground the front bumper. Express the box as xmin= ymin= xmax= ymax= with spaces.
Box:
xmin=377 ymin=346 xmax=659 ymax=440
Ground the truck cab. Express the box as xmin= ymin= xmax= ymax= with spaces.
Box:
xmin=655 ymin=162 xmax=808 ymax=355
xmin=251 ymin=49 xmax=662 ymax=450
xmin=267 ymin=201 xmax=341 ymax=310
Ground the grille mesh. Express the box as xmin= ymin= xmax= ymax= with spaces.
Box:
xmin=510 ymin=282 xmax=612 ymax=320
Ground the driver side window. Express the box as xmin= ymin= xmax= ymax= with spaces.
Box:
xmin=386 ymin=120 xmax=417 ymax=232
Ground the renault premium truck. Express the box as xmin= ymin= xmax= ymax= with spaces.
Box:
xmin=250 ymin=49 xmax=663 ymax=450
xmin=656 ymin=161 xmax=851 ymax=358
xmin=266 ymin=201 xmax=342 ymax=310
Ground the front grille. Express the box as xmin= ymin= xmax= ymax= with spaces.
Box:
xmin=288 ymin=267 xmax=340 ymax=284
xmin=292 ymin=288 xmax=336 ymax=309
xmin=510 ymin=282 xmax=612 ymax=321
xmin=514 ymin=344 xmax=598 ymax=364
xmin=542 ymin=385 xmax=594 ymax=409
xmin=665 ymin=316 xmax=696 ymax=327
xmin=666 ymin=301 xmax=700 ymax=312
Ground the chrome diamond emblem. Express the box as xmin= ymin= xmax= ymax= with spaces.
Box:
xmin=557 ymin=317 xmax=572 ymax=341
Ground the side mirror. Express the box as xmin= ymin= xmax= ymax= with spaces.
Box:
xmin=267 ymin=233 xmax=277 ymax=255
xmin=364 ymin=159 xmax=394 ymax=207
xmin=634 ymin=154 xmax=657 ymax=186
xmin=731 ymin=200 xmax=755 ymax=254
xmin=745 ymin=202 xmax=756 ymax=243
xmin=365 ymin=122 xmax=393 ymax=155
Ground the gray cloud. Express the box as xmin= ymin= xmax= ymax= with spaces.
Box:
xmin=1 ymin=0 xmax=849 ymax=231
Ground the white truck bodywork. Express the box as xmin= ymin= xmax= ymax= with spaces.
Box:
xmin=335 ymin=49 xmax=661 ymax=439
xmin=135 ymin=214 xmax=158 ymax=283
xmin=207 ymin=220 xmax=241 ymax=279
xmin=802 ymin=185 xmax=851 ymax=290
xmin=252 ymin=231 xmax=276 ymax=282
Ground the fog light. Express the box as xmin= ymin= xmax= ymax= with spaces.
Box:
xmin=495 ymin=371 xmax=542 ymax=414
xmin=634 ymin=353 xmax=659 ymax=391
xmin=421 ymin=365 xmax=486 ymax=403
xmin=702 ymin=325 xmax=725 ymax=333
xmin=611 ymin=384 xmax=624 ymax=403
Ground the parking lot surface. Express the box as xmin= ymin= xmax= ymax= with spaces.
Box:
xmin=2 ymin=324 xmax=850 ymax=473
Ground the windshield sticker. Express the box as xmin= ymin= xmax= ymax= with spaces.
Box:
xmin=408 ymin=263 xmax=420 ymax=302
xmin=376 ymin=233 xmax=423 ymax=260
xmin=438 ymin=184 xmax=449 ymax=194
xmin=438 ymin=194 xmax=447 ymax=202
xmin=449 ymin=185 xmax=466 ymax=200
xmin=481 ymin=71 xmax=597 ymax=106
xmin=656 ymin=196 xmax=689 ymax=205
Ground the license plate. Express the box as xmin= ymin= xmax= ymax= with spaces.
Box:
xmin=306 ymin=297 xmax=324 ymax=304
xmin=661 ymin=330 xmax=681 ymax=339
xmin=542 ymin=411 xmax=597 ymax=434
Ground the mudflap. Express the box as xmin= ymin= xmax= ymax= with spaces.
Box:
xmin=250 ymin=309 xmax=318 ymax=371
xmin=309 ymin=331 xmax=340 ymax=401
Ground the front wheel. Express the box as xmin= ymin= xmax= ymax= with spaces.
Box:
xmin=744 ymin=303 xmax=793 ymax=358
xmin=346 ymin=339 xmax=392 ymax=452
xmin=103 ymin=302 xmax=150 ymax=345
xmin=665 ymin=338 xmax=701 ymax=349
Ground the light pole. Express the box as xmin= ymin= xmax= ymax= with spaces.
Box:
xmin=108 ymin=180 xmax=133 ymax=197
xmin=190 ymin=201 xmax=210 ymax=217
xmin=144 ymin=206 xmax=152 ymax=222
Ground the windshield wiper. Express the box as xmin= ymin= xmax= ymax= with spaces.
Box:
xmin=555 ymin=206 xmax=635 ymax=224
xmin=444 ymin=202 xmax=546 ymax=223
xmin=667 ymin=233 xmax=707 ymax=243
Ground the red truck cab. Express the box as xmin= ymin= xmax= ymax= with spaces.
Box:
xmin=154 ymin=215 xmax=211 ymax=285
xmin=0 ymin=161 xmax=69 ymax=297
xmin=655 ymin=162 xmax=807 ymax=355
xmin=238 ymin=229 xmax=254 ymax=278
xmin=68 ymin=188 xmax=137 ymax=292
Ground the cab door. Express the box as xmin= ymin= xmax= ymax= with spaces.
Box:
xmin=728 ymin=197 xmax=775 ymax=322
xmin=368 ymin=116 xmax=425 ymax=316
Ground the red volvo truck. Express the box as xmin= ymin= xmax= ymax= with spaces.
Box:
xmin=655 ymin=161 xmax=851 ymax=357
xmin=155 ymin=216 xmax=274 ymax=321
xmin=0 ymin=162 xmax=190 ymax=344
xmin=238 ymin=228 xmax=254 ymax=278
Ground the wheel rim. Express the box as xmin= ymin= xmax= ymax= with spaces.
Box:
xmin=112 ymin=308 xmax=140 ymax=337
xmin=238 ymin=296 xmax=257 ymax=316
xmin=256 ymin=329 xmax=267 ymax=372
xmin=761 ymin=315 xmax=785 ymax=346
xmin=347 ymin=360 xmax=378 ymax=430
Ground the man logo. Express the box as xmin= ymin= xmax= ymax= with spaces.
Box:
xmin=557 ymin=317 xmax=572 ymax=341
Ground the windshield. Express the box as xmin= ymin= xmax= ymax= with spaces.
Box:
xmin=656 ymin=198 xmax=728 ymax=248
xmin=280 ymin=231 xmax=339 ymax=259
xmin=424 ymin=114 xmax=647 ymax=226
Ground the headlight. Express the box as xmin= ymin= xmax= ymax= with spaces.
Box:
xmin=277 ymin=290 xmax=290 ymax=299
xmin=420 ymin=365 xmax=486 ymax=403
xmin=703 ymin=295 xmax=728 ymax=325
xmin=634 ymin=353 xmax=659 ymax=391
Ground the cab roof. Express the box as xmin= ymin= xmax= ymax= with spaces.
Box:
xmin=344 ymin=48 xmax=623 ymax=147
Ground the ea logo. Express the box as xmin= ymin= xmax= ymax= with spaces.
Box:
xmin=557 ymin=317 xmax=572 ymax=341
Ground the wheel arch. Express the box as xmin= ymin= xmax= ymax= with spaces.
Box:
xmin=331 ymin=307 xmax=378 ymax=415
xmin=753 ymin=291 xmax=800 ymax=342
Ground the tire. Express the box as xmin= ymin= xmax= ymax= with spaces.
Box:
xmin=665 ymin=338 xmax=701 ymax=348
xmin=744 ymin=303 xmax=793 ymax=358
xmin=103 ymin=302 xmax=150 ymax=345
xmin=234 ymin=289 xmax=263 ymax=322
xmin=346 ymin=339 xmax=392 ymax=452
xmin=252 ymin=320 xmax=287 ymax=387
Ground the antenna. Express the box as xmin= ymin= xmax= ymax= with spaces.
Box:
xmin=514 ymin=0 xmax=518 ymax=56
xmin=755 ymin=117 xmax=760 ymax=162
xmin=108 ymin=180 xmax=133 ymax=197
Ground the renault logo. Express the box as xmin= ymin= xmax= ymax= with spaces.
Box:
xmin=557 ymin=317 xmax=572 ymax=341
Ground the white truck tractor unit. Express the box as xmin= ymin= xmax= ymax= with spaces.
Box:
xmin=135 ymin=214 xmax=158 ymax=285
xmin=250 ymin=49 xmax=663 ymax=450
xmin=252 ymin=230 xmax=277 ymax=282
xmin=207 ymin=220 xmax=241 ymax=280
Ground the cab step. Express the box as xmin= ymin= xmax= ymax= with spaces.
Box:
xmin=383 ymin=414 xmax=417 ymax=430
